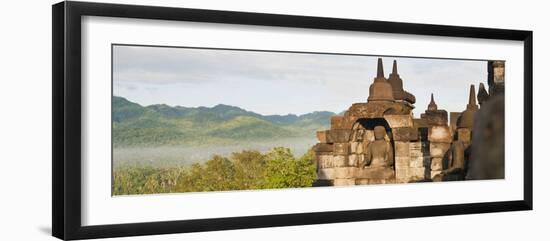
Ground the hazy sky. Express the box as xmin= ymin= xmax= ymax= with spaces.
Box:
xmin=113 ymin=45 xmax=487 ymax=116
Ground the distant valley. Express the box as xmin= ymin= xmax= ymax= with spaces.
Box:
xmin=113 ymin=96 xmax=336 ymax=165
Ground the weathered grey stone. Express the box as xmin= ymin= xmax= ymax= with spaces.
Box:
xmin=395 ymin=156 xmax=409 ymax=167
xmin=332 ymin=155 xmax=348 ymax=167
xmin=409 ymin=142 xmax=425 ymax=158
xmin=318 ymin=167 xmax=358 ymax=179
xmin=356 ymin=167 xmax=395 ymax=179
xmin=351 ymin=129 xmax=365 ymax=141
xmin=333 ymin=143 xmax=350 ymax=155
xmin=430 ymin=157 xmax=444 ymax=171
xmin=356 ymin=154 xmax=366 ymax=167
xmin=409 ymin=156 xmax=425 ymax=168
xmin=394 ymin=141 xmax=410 ymax=157
xmin=314 ymin=143 xmax=333 ymax=154
xmin=333 ymin=178 xmax=356 ymax=186
xmin=317 ymin=155 xmax=333 ymax=168
xmin=384 ymin=114 xmax=414 ymax=128
xmin=429 ymin=142 xmax=451 ymax=158
xmin=330 ymin=130 xmax=352 ymax=143
xmin=350 ymin=142 xmax=360 ymax=153
xmin=357 ymin=141 xmax=365 ymax=154
xmin=330 ymin=116 xmax=345 ymax=129
xmin=355 ymin=179 xmax=370 ymax=185
xmin=428 ymin=126 xmax=453 ymax=143
xmin=316 ymin=130 xmax=332 ymax=143
xmin=392 ymin=127 xmax=417 ymax=141
xmin=408 ymin=167 xmax=426 ymax=180
xmin=348 ymin=154 xmax=358 ymax=167
xmin=358 ymin=178 xmax=386 ymax=185
xmin=421 ymin=110 xmax=448 ymax=126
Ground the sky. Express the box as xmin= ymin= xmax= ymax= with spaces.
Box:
xmin=113 ymin=45 xmax=487 ymax=116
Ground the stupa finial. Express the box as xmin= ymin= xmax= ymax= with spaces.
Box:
xmin=376 ymin=58 xmax=384 ymax=79
xmin=428 ymin=93 xmax=438 ymax=111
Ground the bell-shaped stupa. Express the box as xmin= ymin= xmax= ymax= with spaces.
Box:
xmin=368 ymin=58 xmax=395 ymax=102
xmin=387 ymin=60 xmax=416 ymax=104
xmin=457 ymin=84 xmax=479 ymax=128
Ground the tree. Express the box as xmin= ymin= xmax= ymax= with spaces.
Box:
xmin=261 ymin=147 xmax=316 ymax=189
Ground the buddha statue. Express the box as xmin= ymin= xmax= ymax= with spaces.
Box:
xmin=364 ymin=126 xmax=394 ymax=168
xmin=434 ymin=139 xmax=466 ymax=181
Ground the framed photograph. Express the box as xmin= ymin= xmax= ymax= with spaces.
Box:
xmin=52 ymin=1 xmax=533 ymax=240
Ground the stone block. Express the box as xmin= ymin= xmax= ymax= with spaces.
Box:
xmin=350 ymin=142 xmax=359 ymax=153
xmin=330 ymin=116 xmax=345 ymax=129
xmin=409 ymin=142 xmax=426 ymax=157
xmin=314 ymin=143 xmax=333 ymax=154
xmin=408 ymin=167 xmax=426 ymax=180
xmin=332 ymin=155 xmax=348 ymax=167
xmin=421 ymin=110 xmax=448 ymax=126
xmin=355 ymin=178 xmax=370 ymax=185
xmin=348 ymin=154 xmax=358 ymax=167
xmin=330 ymin=130 xmax=352 ymax=143
xmin=384 ymin=114 xmax=414 ymax=128
xmin=333 ymin=143 xmax=350 ymax=155
xmin=395 ymin=156 xmax=409 ymax=167
xmin=429 ymin=142 xmax=451 ymax=158
xmin=428 ymin=126 xmax=453 ymax=143
xmin=395 ymin=168 xmax=409 ymax=181
xmin=317 ymin=167 xmax=358 ymax=179
xmin=362 ymin=178 xmax=396 ymax=185
xmin=316 ymin=130 xmax=332 ymax=143
xmin=333 ymin=178 xmax=356 ymax=186
xmin=356 ymin=167 xmax=395 ymax=179
xmin=356 ymin=141 xmax=365 ymax=154
xmin=394 ymin=141 xmax=410 ymax=157
xmin=392 ymin=127 xmax=417 ymax=141
xmin=317 ymin=155 xmax=333 ymax=168
xmin=356 ymin=154 xmax=366 ymax=167
xmin=409 ymin=156 xmax=425 ymax=168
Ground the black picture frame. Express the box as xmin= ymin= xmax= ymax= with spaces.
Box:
xmin=52 ymin=1 xmax=533 ymax=240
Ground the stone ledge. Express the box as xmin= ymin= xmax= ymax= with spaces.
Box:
xmin=317 ymin=166 xmax=395 ymax=180
xmin=357 ymin=167 xmax=395 ymax=179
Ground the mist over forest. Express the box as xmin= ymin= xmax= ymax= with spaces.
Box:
xmin=113 ymin=96 xmax=333 ymax=167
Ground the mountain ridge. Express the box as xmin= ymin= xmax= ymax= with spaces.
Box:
xmin=113 ymin=96 xmax=336 ymax=147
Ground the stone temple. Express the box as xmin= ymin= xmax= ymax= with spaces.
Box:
xmin=313 ymin=58 xmax=505 ymax=186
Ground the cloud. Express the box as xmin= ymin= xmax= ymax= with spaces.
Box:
xmin=113 ymin=45 xmax=371 ymax=86
xmin=113 ymin=45 xmax=487 ymax=115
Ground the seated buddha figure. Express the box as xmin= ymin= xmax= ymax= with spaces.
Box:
xmin=364 ymin=126 xmax=394 ymax=168
xmin=434 ymin=139 xmax=466 ymax=181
